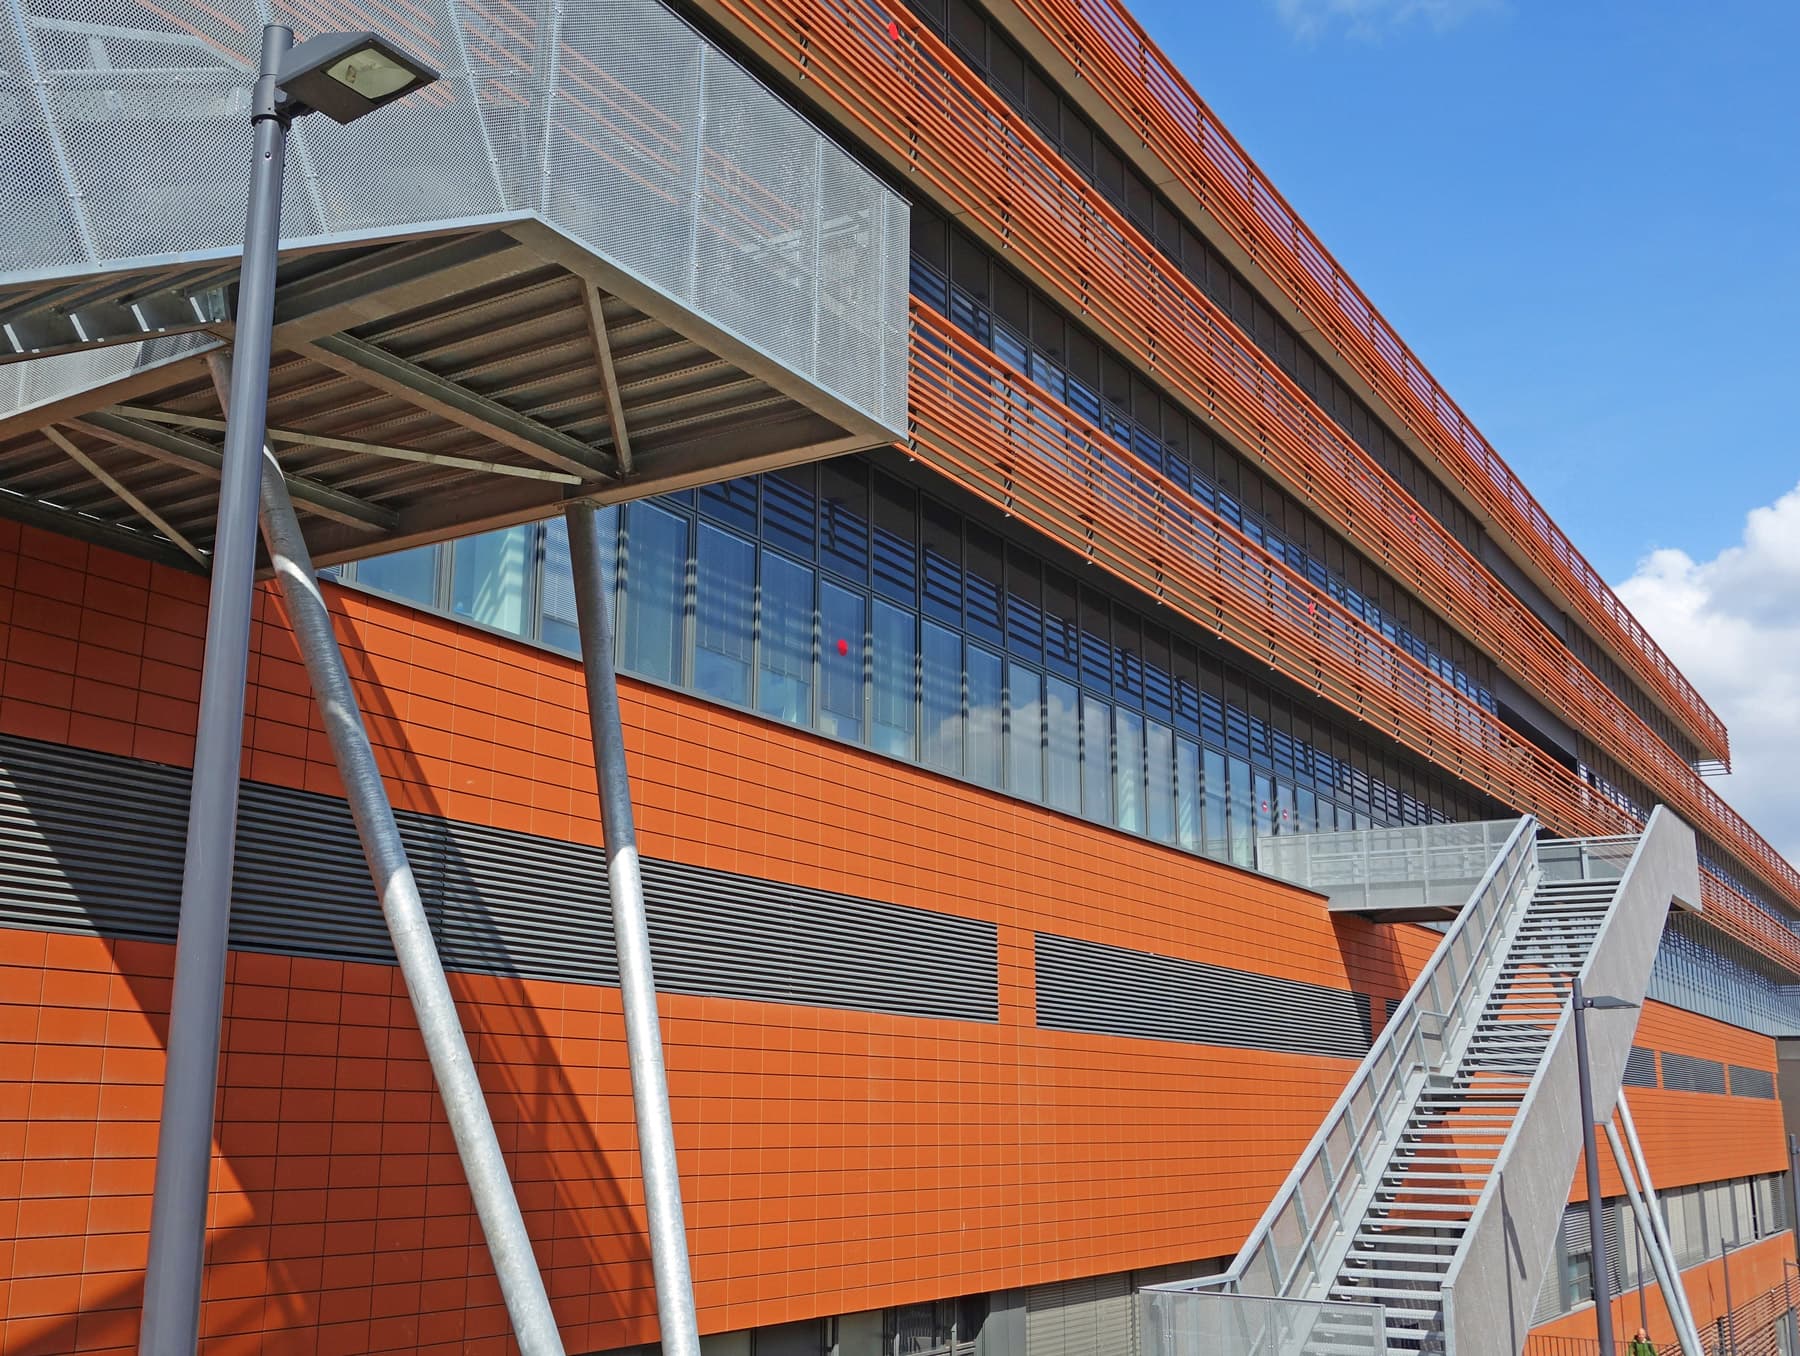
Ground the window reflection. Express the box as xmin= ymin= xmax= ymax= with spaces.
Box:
xmin=696 ymin=523 xmax=754 ymax=706
xmin=758 ymin=550 xmax=813 ymax=726
xmin=452 ymin=525 xmax=530 ymax=634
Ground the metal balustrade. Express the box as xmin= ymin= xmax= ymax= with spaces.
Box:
xmin=991 ymin=0 xmax=1727 ymax=765
xmin=1209 ymin=819 xmax=1538 ymax=1302
xmin=1258 ymin=819 xmax=1525 ymax=919
xmin=701 ymin=0 xmax=1796 ymax=941
xmin=1139 ymin=1286 xmax=1389 ymax=1356
xmin=905 ymin=302 xmax=1800 ymax=977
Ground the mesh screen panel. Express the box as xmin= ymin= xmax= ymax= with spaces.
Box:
xmin=0 ymin=0 xmax=907 ymax=431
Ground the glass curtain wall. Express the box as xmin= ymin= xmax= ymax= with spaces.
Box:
xmin=329 ymin=459 xmax=1483 ymax=872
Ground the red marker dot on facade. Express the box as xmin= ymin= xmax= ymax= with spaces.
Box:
xmin=887 ymin=19 xmax=901 ymax=40
xmin=837 ymin=638 xmax=850 ymax=657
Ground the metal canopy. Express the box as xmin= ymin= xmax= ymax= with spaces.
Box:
xmin=0 ymin=216 xmax=895 ymax=570
xmin=0 ymin=0 xmax=909 ymax=569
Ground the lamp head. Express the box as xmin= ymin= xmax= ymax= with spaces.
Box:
xmin=1582 ymin=995 xmax=1639 ymax=1011
xmin=276 ymin=32 xmax=439 ymax=124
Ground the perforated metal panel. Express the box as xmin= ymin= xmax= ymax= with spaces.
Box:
xmin=0 ymin=733 xmax=994 ymax=1021
xmin=1034 ymin=932 xmax=1372 ymax=1058
xmin=0 ymin=0 xmax=908 ymax=432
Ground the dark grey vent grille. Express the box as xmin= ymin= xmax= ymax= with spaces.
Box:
xmin=0 ymin=734 xmax=996 ymax=1022
xmin=1624 ymin=1046 xmax=1658 ymax=1088
xmin=1660 ymin=1051 xmax=1727 ymax=1095
xmin=1034 ymin=932 xmax=1371 ymax=1058
xmin=1729 ymin=1065 xmax=1775 ymax=1100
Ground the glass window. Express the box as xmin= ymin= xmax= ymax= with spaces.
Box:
xmin=1008 ymin=662 xmax=1043 ymax=802
xmin=1277 ymin=780 xmax=1297 ymax=835
xmin=1255 ymin=771 xmax=1276 ymax=841
xmin=451 ymin=527 xmax=533 ymax=635
xmin=1046 ymin=675 xmax=1080 ymax=814
xmin=1006 ymin=546 xmax=1043 ymax=659
xmin=695 ymin=523 xmax=755 ymax=706
xmin=819 ymin=581 xmax=865 ymax=741
xmin=621 ymin=501 xmax=687 ymax=684
xmin=1081 ymin=693 xmax=1112 ymax=823
xmin=1079 ymin=589 xmax=1111 ymax=693
xmin=872 ymin=472 xmax=918 ymax=602
xmin=1296 ymin=787 xmax=1317 ymax=835
xmin=763 ymin=465 xmax=816 ymax=559
xmin=967 ymin=643 xmax=1003 ymax=787
xmin=872 ymin=599 xmax=917 ymax=759
xmin=758 ymin=550 xmax=813 ymax=726
xmin=1146 ymin=720 xmax=1174 ymax=843
xmin=1176 ymin=736 xmax=1201 ymax=851
xmin=357 ymin=543 xmax=440 ymax=608
xmin=1228 ymin=755 xmax=1254 ymax=867
xmin=1043 ymin=568 xmax=1079 ymax=679
xmin=1115 ymin=708 xmax=1145 ymax=834
xmin=1204 ymin=748 xmax=1228 ymax=859
xmin=699 ymin=476 xmax=757 ymax=533
xmin=965 ymin=525 xmax=1004 ymax=645
xmin=820 ymin=460 xmax=870 ymax=582
xmin=922 ymin=498 xmax=963 ymax=624
xmin=921 ymin=620 xmax=963 ymax=774
xmin=538 ymin=516 xmax=581 ymax=654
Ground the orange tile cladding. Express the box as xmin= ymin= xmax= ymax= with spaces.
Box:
xmin=0 ymin=524 xmax=1783 ymax=1353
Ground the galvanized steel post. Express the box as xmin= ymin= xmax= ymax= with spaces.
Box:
xmin=565 ymin=502 xmax=701 ymax=1356
xmin=139 ymin=27 xmax=293 ymax=1353
xmin=256 ymin=464 xmax=567 ymax=1356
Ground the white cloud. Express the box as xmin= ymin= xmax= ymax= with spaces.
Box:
xmin=1614 ymin=480 xmax=1800 ymax=868
xmin=1272 ymin=0 xmax=1500 ymax=39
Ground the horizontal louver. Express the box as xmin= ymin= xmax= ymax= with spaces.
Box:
xmin=1729 ymin=1065 xmax=1775 ymax=1099
xmin=1660 ymin=1051 xmax=1728 ymax=1095
xmin=1623 ymin=1045 xmax=1658 ymax=1088
xmin=0 ymin=734 xmax=996 ymax=1023
xmin=1034 ymin=932 xmax=1371 ymax=1058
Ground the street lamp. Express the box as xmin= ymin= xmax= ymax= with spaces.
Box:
xmin=1573 ymin=976 xmax=1640 ymax=1356
xmin=139 ymin=26 xmax=437 ymax=1356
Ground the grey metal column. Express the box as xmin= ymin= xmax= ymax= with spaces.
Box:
xmin=254 ymin=463 xmax=567 ymax=1354
xmin=1607 ymin=1118 xmax=1702 ymax=1356
xmin=564 ymin=501 xmax=701 ymax=1356
xmin=1572 ymin=977 xmax=1619 ymax=1354
xmin=139 ymin=27 xmax=293 ymax=1354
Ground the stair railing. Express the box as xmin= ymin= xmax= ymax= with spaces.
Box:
xmin=1212 ymin=816 xmax=1540 ymax=1300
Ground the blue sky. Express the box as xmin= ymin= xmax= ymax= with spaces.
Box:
xmin=1124 ymin=0 xmax=1800 ymax=584
xmin=1118 ymin=0 xmax=1800 ymax=856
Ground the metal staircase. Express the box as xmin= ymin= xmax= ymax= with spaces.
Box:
xmin=1145 ymin=809 xmax=1700 ymax=1356
xmin=1328 ymin=870 xmax=1623 ymax=1346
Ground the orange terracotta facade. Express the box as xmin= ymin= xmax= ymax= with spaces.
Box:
xmin=0 ymin=523 xmax=1788 ymax=1354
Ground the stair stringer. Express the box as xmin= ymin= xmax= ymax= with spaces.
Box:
xmin=1437 ymin=807 xmax=1700 ymax=1356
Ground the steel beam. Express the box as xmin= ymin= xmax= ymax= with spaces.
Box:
xmin=565 ymin=502 xmax=700 ymax=1356
xmin=581 ymin=286 xmax=634 ymax=475
xmin=41 ymin=425 xmax=208 ymax=568
xmin=301 ymin=333 xmax=613 ymax=480
xmin=256 ymin=459 xmax=567 ymax=1356
xmin=79 ymin=410 xmax=396 ymax=533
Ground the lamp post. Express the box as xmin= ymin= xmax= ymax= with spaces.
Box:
xmin=1572 ymin=977 xmax=1640 ymax=1356
xmin=139 ymin=28 xmax=437 ymax=1356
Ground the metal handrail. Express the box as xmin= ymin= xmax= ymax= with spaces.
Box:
xmin=1200 ymin=816 xmax=1538 ymax=1299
